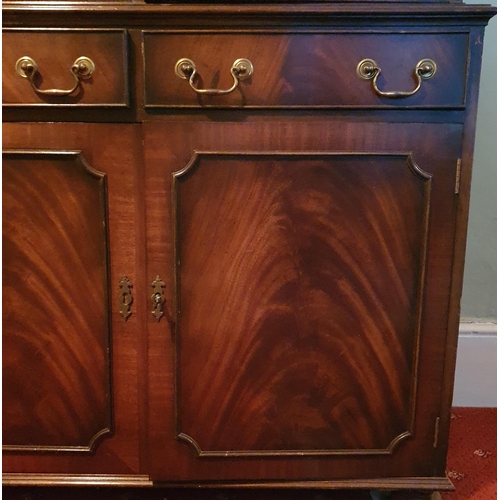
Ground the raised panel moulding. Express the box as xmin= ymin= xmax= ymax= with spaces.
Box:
xmin=2 ymin=150 xmax=113 ymax=454
xmin=172 ymin=151 xmax=432 ymax=457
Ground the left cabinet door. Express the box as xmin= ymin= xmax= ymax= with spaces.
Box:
xmin=2 ymin=123 xmax=147 ymax=480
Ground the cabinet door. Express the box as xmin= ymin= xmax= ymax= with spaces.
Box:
xmin=144 ymin=120 xmax=462 ymax=484
xmin=2 ymin=123 xmax=147 ymax=481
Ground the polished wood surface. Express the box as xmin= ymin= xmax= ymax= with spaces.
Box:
xmin=2 ymin=3 xmax=495 ymax=30
xmin=145 ymin=119 xmax=461 ymax=481
xmin=2 ymin=30 xmax=128 ymax=107
xmin=174 ymin=152 xmax=429 ymax=455
xmin=2 ymin=123 xmax=143 ymax=474
xmin=435 ymin=25 xmax=489 ymax=473
xmin=3 ymin=151 xmax=110 ymax=451
xmin=1 ymin=1 xmax=494 ymax=496
xmin=144 ymin=33 xmax=468 ymax=109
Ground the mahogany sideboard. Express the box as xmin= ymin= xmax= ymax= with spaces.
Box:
xmin=2 ymin=0 xmax=495 ymax=498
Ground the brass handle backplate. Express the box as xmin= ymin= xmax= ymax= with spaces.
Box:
xmin=15 ymin=56 xmax=95 ymax=97
xmin=174 ymin=58 xmax=253 ymax=96
xmin=357 ymin=58 xmax=437 ymax=98
xmin=151 ymin=275 xmax=166 ymax=322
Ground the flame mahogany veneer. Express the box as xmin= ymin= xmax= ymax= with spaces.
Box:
xmin=2 ymin=1 xmax=495 ymax=499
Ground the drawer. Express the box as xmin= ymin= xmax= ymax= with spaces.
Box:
xmin=143 ymin=32 xmax=469 ymax=109
xmin=3 ymin=30 xmax=129 ymax=107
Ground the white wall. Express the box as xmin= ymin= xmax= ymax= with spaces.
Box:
xmin=453 ymin=323 xmax=497 ymax=407
xmin=452 ymin=0 xmax=497 ymax=407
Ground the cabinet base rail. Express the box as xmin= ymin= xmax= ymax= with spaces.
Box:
xmin=3 ymin=474 xmax=454 ymax=491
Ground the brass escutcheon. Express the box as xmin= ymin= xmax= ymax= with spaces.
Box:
xmin=151 ymin=275 xmax=166 ymax=322
xmin=118 ymin=276 xmax=133 ymax=321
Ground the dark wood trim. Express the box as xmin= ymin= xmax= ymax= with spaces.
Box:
xmin=151 ymin=478 xmax=454 ymax=490
xmin=2 ymin=3 xmax=495 ymax=29
xmin=435 ymin=24 xmax=489 ymax=473
xmin=3 ymin=474 xmax=452 ymax=490
xmin=2 ymin=474 xmax=153 ymax=487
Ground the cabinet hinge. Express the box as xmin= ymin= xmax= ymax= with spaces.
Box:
xmin=433 ymin=417 xmax=440 ymax=448
xmin=455 ymin=159 xmax=462 ymax=194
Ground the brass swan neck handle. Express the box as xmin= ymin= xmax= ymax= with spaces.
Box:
xmin=175 ymin=58 xmax=253 ymax=96
xmin=15 ymin=56 xmax=95 ymax=97
xmin=357 ymin=58 xmax=437 ymax=99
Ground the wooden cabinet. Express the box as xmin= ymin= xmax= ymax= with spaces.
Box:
xmin=2 ymin=3 xmax=495 ymax=498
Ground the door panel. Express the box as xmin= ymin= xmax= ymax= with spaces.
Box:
xmin=145 ymin=120 xmax=461 ymax=481
xmin=2 ymin=123 xmax=143 ymax=475
xmin=174 ymin=152 xmax=430 ymax=457
xmin=3 ymin=151 xmax=111 ymax=452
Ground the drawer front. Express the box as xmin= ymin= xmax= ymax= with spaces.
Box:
xmin=3 ymin=30 xmax=129 ymax=107
xmin=143 ymin=32 xmax=468 ymax=109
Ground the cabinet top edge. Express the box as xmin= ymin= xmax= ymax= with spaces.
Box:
xmin=2 ymin=2 xmax=496 ymax=27
xmin=2 ymin=2 xmax=496 ymax=14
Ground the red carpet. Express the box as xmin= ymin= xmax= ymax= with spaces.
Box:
xmin=442 ymin=407 xmax=497 ymax=500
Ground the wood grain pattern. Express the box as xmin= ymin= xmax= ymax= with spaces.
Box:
xmin=2 ymin=123 xmax=143 ymax=475
xmin=143 ymin=32 xmax=468 ymax=109
xmin=173 ymin=152 xmax=430 ymax=456
xmin=2 ymin=4 xmax=494 ymax=494
xmin=2 ymin=151 xmax=111 ymax=452
xmin=145 ymin=120 xmax=462 ymax=482
xmin=2 ymin=30 xmax=128 ymax=107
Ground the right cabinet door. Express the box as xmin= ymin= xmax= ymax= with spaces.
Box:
xmin=145 ymin=119 xmax=462 ymax=483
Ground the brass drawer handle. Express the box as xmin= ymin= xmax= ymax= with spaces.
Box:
xmin=357 ymin=58 xmax=437 ymax=98
xmin=175 ymin=58 xmax=253 ymax=96
xmin=15 ymin=56 xmax=95 ymax=97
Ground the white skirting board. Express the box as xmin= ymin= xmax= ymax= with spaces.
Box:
xmin=452 ymin=322 xmax=497 ymax=407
